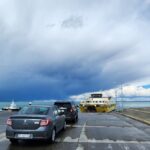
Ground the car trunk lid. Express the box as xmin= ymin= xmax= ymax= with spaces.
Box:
xmin=10 ymin=115 xmax=46 ymax=130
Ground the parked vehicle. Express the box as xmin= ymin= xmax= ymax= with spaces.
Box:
xmin=6 ymin=105 xmax=66 ymax=144
xmin=54 ymin=101 xmax=78 ymax=122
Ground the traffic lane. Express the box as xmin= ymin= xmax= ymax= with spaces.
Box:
xmin=78 ymin=112 xmax=132 ymax=127
xmin=3 ymin=139 xmax=150 ymax=150
xmin=1 ymin=112 xmax=150 ymax=150
xmin=0 ymin=112 xmax=12 ymax=125
xmin=86 ymin=126 xmax=150 ymax=141
xmin=0 ymin=112 xmax=16 ymax=134
xmin=0 ymin=125 xmax=6 ymax=134
xmin=83 ymin=143 xmax=150 ymax=150
xmin=0 ymin=129 xmax=79 ymax=150
xmin=86 ymin=119 xmax=132 ymax=127
xmin=0 ymin=125 xmax=81 ymax=150
xmin=85 ymin=113 xmax=150 ymax=141
xmin=6 ymin=141 xmax=78 ymax=150
xmin=56 ymin=126 xmax=82 ymax=141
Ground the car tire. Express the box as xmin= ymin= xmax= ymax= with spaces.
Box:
xmin=73 ymin=116 xmax=77 ymax=123
xmin=62 ymin=121 xmax=66 ymax=130
xmin=9 ymin=139 xmax=18 ymax=144
xmin=76 ymin=115 xmax=78 ymax=121
xmin=51 ymin=128 xmax=56 ymax=143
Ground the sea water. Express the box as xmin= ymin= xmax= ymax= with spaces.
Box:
xmin=0 ymin=100 xmax=55 ymax=110
xmin=115 ymin=97 xmax=150 ymax=110
xmin=0 ymin=98 xmax=150 ymax=110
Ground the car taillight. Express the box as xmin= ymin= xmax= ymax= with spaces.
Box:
xmin=6 ymin=118 xmax=12 ymax=126
xmin=40 ymin=119 xmax=52 ymax=126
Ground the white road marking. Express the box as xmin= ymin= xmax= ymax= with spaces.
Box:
xmin=66 ymin=124 xmax=131 ymax=128
xmin=76 ymin=123 xmax=87 ymax=150
xmin=124 ymin=145 xmax=130 ymax=150
xmin=0 ymin=133 xmax=7 ymax=142
xmin=76 ymin=144 xmax=84 ymax=150
xmin=0 ymin=137 xmax=7 ymax=142
xmin=58 ymin=137 xmax=150 ymax=144
xmin=63 ymin=136 xmax=78 ymax=142
xmin=108 ymin=144 xmax=113 ymax=150
xmin=78 ymin=123 xmax=88 ymax=142
xmin=0 ymin=133 xmax=5 ymax=139
xmin=1 ymin=131 xmax=150 ymax=145
xmin=137 ymin=145 xmax=146 ymax=150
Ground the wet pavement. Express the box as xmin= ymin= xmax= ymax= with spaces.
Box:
xmin=121 ymin=107 xmax=150 ymax=125
xmin=1 ymin=111 xmax=150 ymax=150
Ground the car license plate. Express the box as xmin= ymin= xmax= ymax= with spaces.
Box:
xmin=17 ymin=134 xmax=31 ymax=138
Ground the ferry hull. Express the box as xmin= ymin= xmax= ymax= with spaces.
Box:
xmin=80 ymin=104 xmax=116 ymax=113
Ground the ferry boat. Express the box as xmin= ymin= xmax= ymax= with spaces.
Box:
xmin=79 ymin=93 xmax=116 ymax=112
xmin=2 ymin=101 xmax=21 ymax=111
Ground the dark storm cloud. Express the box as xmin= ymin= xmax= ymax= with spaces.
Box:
xmin=0 ymin=0 xmax=150 ymax=100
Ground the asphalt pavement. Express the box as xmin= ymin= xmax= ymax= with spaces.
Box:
xmin=1 ymin=111 xmax=150 ymax=150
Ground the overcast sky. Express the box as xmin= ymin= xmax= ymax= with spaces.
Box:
xmin=0 ymin=0 xmax=150 ymax=100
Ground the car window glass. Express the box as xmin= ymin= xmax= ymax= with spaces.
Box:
xmin=53 ymin=110 xmax=58 ymax=116
xmin=55 ymin=103 xmax=71 ymax=108
xmin=19 ymin=106 xmax=49 ymax=115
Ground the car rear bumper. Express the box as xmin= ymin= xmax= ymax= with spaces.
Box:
xmin=6 ymin=126 xmax=53 ymax=140
xmin=65 ymin=114 xmax=77 ymax=121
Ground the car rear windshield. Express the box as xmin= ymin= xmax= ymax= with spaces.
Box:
xmin=54 ymin=102 xmax=71 ymax=108
xmin=19 ymin=106 xmax=50 ymax=115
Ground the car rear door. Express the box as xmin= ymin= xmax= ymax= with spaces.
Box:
xmin=53 ymin=107 xmax=63 ymax=132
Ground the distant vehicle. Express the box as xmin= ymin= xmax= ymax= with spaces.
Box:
xmin=2 ymin=100 xmax=21 ymax=111
xmin=54 ymin=101 xmax=78 ymax=122
xmin=6 ymin=105 xmax=66 ymax=144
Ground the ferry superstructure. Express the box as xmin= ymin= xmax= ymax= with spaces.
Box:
xmin=79 ymin=93 xmax=116 ymax=112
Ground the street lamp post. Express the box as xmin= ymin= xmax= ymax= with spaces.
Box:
xmin=115 ymin=89 xmax=118 ymax=111
xmin=120 ymin=84 xmax=124 ymax=111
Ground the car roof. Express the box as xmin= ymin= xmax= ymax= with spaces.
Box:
xmin=26 ymin=105 xmax=53 ymax=108
xmin=54 ymin=101 xmax=73 ymax=104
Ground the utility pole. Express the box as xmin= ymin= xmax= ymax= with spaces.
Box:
xmin=120 ymin=84 xmax=123 ymax=111
xmin=115 ymin=89 xmax=118 ymax=111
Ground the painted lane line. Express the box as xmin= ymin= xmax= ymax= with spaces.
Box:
xmin=78 ymin=123 xmax=88 ymax=142
xmin=108 ymin=144 xmax=113 ymax=150
xmin=66 ymin=125 xmax=131 ymax=128
xmin=56 ymin=138 xmax=150 ymax=144
xmin=0 ymin=133 xmax=5 ymax=139
xmin=0 ymin=137 xmax=7 ymax=142
xmin=76 ymin=144 xmax=84 ymax=150
xmin=63 ymin=136 xmax=78 ymax=143
xmin=0 ymin=133 xmax=7 ymax=142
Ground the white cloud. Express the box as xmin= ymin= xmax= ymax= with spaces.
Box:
xmin=70 ymin=85 xmax=150 ymax=101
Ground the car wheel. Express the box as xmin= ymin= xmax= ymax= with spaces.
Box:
xmin=73 ymin=116 xmax=77 ymax=123
xmin=62 ymin=121 xmax=66 ymax=130
xmin=76 ymin=116 xmax=79 ymax=122
xmin=77 ymin=116 xmax=79 ymax=120
xmin=9 ymin=139 xmax=18 ymax=144
xmin=51 ymin=128 xmax=56 ymax=143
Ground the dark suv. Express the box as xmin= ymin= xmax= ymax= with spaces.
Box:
xmin=54 ymin=101 xmax=78 ymax=122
